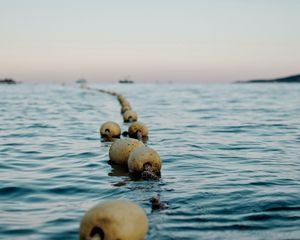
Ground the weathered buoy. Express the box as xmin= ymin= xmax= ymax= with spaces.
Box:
xmin=150 ymin=196 xmax=168 ymax=210
xmin=123 ymin=110 xmax=138 ymax=122
xmin=109 ymin=138 xmax=144 ymax=165
xmin=117 ymin=95 xmax=126 ymax=103
xmin=80 ymin=199 xmax=148 ymax=240
xmin=120 ymin=100 xmax=131 ymax=108
xmin=128 ymin=147 xmax=161 ymax=180
xmin=107 ymin=91 xmax=117 ymax=96
xmin=128 ymin=122 xmax=148 ymax=140
xmin=121 ymin=105 xmax=132 ymax=114
xmin=99 ymin=121 xmax=121 ymax=139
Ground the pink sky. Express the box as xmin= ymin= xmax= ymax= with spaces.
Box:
xmin=1 ymin=1 xmax=300 ymax=83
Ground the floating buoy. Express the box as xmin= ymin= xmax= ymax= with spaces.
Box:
xmin=150 ymin=196 xmax=168 ymax=210
xmin=121 ymin=101 xmax=131 ymax=108
xmin=99 ymin=121 xmax=121 ymax=139
xmin=118 ymin=96 xmax=131 ymax=106
xmin=106 ymin=91 xmax=117 ymax=96
xmin=80 ymin=199 xmax=148 ymax=240
xmin=109 ymin=138 xmax=144 ymax=165
xmin=128 ymin=122 xmax=148 ymax=140
xmin=117 ymin=95 xmax=126 ymax=103
xmin=123 ymin=110 xmax=138 ymax=122
xmin=128 ymin=147 xmax=161 ymax=180
xmin=121 ymin=105 xmax=132 ymax=114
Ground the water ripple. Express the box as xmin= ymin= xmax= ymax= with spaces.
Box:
xmin=0 ymin=83 xmax=300 ymax=239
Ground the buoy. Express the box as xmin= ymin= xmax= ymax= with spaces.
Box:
xmin=128 ymin=147 xmax=161 ymax=180
xmin=150 ymin=196 xmax=168 ymax=210
xmin=117 ymin=95 xmax=126 ymax=103
xmin=118 ymin=96 xmax=131 ymax=106
xmin=128 ymin=122 xmax=148 ymax=140
xmin=120 ymin=100 xmax=131 ymax=108
xmin=99 ymin=121 xmax=121 ymax=139
xmin=123 ymin=110 xmax=138 ymax=122
xmin=106 ymin=91 xmax=117 ymax=96
xmin=80 ymin=199 xmax=148 ymax=240
xmin=121 ymin=105 xmax=132 ymax=114
xmin=109 ymin=138 xmax=144 ymax=165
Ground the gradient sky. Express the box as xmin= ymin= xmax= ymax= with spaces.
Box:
xmin=1 ymin=0 xmax=300 ymax=83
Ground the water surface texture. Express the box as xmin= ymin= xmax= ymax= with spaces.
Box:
xmin=1 ymin=83 xmax=300 ymax=239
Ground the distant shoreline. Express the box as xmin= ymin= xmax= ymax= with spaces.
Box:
xmin=0 ymin=78 xmax=17 ymax=84
xmin=234 ymin=74 xmax=300 ymax=83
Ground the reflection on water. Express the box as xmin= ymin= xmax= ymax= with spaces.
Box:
xmin=108 ymin=161 xmax=129 ymax=177
xmin=0 ymin=83 xmax=300 ymax=239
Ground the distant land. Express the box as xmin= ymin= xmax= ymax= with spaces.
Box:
xmin=0 ymin=78 xmax=17 ymax=84
xmin=235 ymin=74 xmax=300 ymax=83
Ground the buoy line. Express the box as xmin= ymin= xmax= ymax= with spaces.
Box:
xmin=79 ymin=85 xmax=167 ymax=240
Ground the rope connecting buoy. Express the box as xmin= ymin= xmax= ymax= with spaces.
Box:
xmin=128 ymin=146 xmax=161 ymax=180
xmin=109 ymin=138 xmax=144 ymax=165
xmin=80 ymin=199 xmax=148 ymax=240
xmin=99 ymin=121 xmax=121 ymax=139
xmin=123 ymin=110 xmax=138 ymax=122
xmin=128 ymin=121 xmax=149 ymax=140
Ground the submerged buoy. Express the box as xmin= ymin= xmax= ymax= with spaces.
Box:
xmin=99 ymin=121 xmax=121 ymax=139
xmin=128 ymin=122 xmax=149 ymax=140
xmin=109 ymin=138 xmax=144 ymax=165
xmin=150 ymin=196 xmax=168 ymax=210
xmin=128 ymin=147 xmax=161 ymax=180
xmin=80 ymin=199 xmax=148 ymax=240
xmin=123 ymin=110 xmax=138 ymax=122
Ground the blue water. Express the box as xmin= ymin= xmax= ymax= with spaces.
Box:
xmin=1 ymin=83 xmax=300 ymax=239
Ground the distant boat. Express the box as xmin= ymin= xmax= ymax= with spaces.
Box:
xmin=0 ymin=78 xmax=17 ymax=84
xmin=76 ymin=78 xmax=87 ymax=84
xmin=235 ymin=74 xmax=300 ymax=83
xmin=118 ymin=75 xmax=134 ymax=84
xmin=119 ymin=79 xmax=134 ymax=84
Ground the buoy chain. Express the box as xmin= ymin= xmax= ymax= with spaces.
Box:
xmin=82 ymin=85 xmax=163 ymax=180
xmin=79 ymin=85 xmax=166 ymax=240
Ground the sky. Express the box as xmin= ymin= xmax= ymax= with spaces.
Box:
xmin=1 ymin=0 xmax=300 ymax=83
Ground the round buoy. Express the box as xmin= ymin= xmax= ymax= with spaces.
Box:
xmin=121 ymin=105 xmax=132 ymax=114
xmin=150 ymin=196 xmax=168 ymax=210
xmin=118 ymin=97 xmax=130 ymax=106
xmin=99 ymin=121 xmax=121 ymax=139
xmin=128 ymin=122 xmax=148 ymax=140
xmin=109 ymin=138 xmax=144 ymax=165
xmin=121 ymin=100 xmax=131 ymax=108
xmin=117 ymin=95 xmax=126 ymax=103
xmin=123 ymin=110 xmax=138 ymax=122
xmin=128 ymin=147 xmax=161 ymax=180
xmin=80 ymin=199 xmax=148 ymax=240
xmin=107 ymin=91 xmax=117 ymax=96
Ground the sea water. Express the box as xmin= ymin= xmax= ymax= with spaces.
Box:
xmin=0 ymin=83 xmax=300 ymax=239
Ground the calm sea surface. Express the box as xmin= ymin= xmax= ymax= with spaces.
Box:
xmin=1 ymin=83 xmax=300 ymax=240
